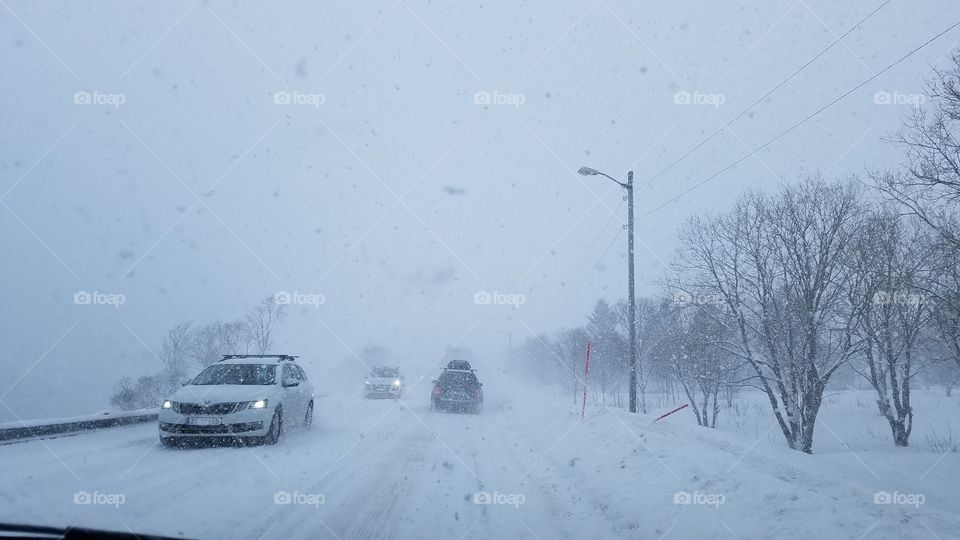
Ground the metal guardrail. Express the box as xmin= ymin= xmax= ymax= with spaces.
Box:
xmin=0 ymin=410 xmax=159 ymax=443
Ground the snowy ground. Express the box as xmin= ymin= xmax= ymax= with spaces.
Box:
xmin=0 ymin=383 xmax=958 ymax=539
xmin=666 ymin=387 xmax=960 ymax=454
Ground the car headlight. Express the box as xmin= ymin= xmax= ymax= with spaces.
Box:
xmin=162 ymin=400 xmax=173 ymax=409
xmin=392 ymin=379 xmax=401 ymax=387
xmin=251 ymin=399 xmax=268 ymax=409
xmin=364 ymin=381 xmax=370 ymax=386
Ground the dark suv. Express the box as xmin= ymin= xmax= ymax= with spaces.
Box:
xmin=431 ymin=368 xmax=483 ymax=413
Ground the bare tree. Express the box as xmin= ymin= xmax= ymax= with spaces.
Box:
xmin=922 ymin=356 xmax=960 ymax=396
xmin=587 ymin=299 xmax=626 ymax=407
xmin=674 ymin=178 xmax=863 ymax=453
xmin=189 ymin=323 xmax=222 ymax=367
xmin=617 ymin=296 xmax=678 ymax=414
xmin=189 ymin=320 xmax=251 ymax=367
xmin=110 ymin=298 xmax=290 ymax=410
xmin=929 ymin=244 xmax=960 ymax=371
xmin=660 ymin=306 xmax=740 ymax=428
xmin=872 ymin=51 xmax=960 ymax=379
xmin=246 ymin=296 xmax=286 ymax=354
xmin=160 ymin=321 xmax=193 ymax=388
xmin=556 ymin=327 xmax=590 ymax=404
xmin=845 ymin=211 xmax=935 ymax=446
xmin=227 ymin=320 xmax=252 ymax=353
xmin=874 ymin=52 xmax=960 ymax=250
xmin=110 ymin=375 xmax=165 ymax=410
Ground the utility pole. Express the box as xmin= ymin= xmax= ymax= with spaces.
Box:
xmin=577 ymin=167 xmax=638 ymax=413
xmin=625 ymin=171 xmax=637 ymax=414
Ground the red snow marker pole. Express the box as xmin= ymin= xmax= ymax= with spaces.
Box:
xmin=580 ymin=341 xmax=592 ymax=420
xmin=654 ymin=403 xmax=689 ymax=422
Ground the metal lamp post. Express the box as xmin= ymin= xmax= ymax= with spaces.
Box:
xmin=577 ymin=167 xmax=637 ymax=413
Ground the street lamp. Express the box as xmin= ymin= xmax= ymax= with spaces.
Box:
xmin=578 ymin=166 xmax=638 ymax=413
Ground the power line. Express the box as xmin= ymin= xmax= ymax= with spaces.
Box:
xmin=637 ymin=0 xmax=892 ymax=190
xmin=564 ymin=197 xmax=626 ymax=297
xmin=581 ymin=197 xmax=626 ymax=259
xmin=554 ymin=226 xmax=625 ymax=316
xmin=537 ymin=197 xmax=625 ymax=312
xmin=642 ymin=16 xmax=960 ymax=219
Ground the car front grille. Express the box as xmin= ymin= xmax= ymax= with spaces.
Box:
xmin=175 ymin=402 xmax=241 ymax=415
xmin=160 ymin=421 xmax=263 ymax=434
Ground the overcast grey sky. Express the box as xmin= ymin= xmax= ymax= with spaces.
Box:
xmin=2 ymin=0 xmax=959 ymax=420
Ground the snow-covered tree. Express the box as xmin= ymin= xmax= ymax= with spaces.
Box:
xmin=617 ymin=296 xmax=682 ymax=413
xmin=875 ymin=52 xmax=960 ymax=250
xmin=587 ymin=299 xmax=627 ymax=406
xmin=673 ymin=178 xmax=863 ymax=453
xmin=845 ymin=211 xmax=935 ymax=446
xmin=929 ymin=245 xmax=960 ymax=373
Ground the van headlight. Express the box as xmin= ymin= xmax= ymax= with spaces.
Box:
xmin=392 ymin=380 xmax=401 ymax=387
xmin=162 ymin=400 xmax=173 ymax=409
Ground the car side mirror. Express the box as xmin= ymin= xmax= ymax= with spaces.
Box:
xmin=431 ymin=379 xmax=437 ymax=384
xmin=283 ymin=378 xmax=300 ymax=387
xmin=180 ymin=380 xmax=190 ymax=387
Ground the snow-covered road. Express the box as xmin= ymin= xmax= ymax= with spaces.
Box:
xmin=1 ymin=388 xmax=958 ymax=539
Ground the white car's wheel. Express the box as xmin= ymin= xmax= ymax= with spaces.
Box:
xmin=263 ymin=409 xmax=282 ymax=445
xmin=303 ymin=402 xmax=314 ymax=430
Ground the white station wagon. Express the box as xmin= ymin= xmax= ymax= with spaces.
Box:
xmin=159 ymin=354 xmax=314 ymax=446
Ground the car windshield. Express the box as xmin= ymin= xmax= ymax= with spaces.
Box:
xmin=7 ymin=3 xmax=960 ymax=539
xmin=191 ymin=364 xmax=276 ymax=386
xmin=370 ymin=367 xmax=398 ymax=378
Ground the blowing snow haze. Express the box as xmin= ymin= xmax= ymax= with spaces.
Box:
xmin=0 ymin=0 xmax=950 ymax=420
xmin=2 ymin=1 xmax=960 ymax=539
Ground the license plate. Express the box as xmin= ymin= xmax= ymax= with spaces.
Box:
xmin=187 ymin=416 xmax=222 ymax=426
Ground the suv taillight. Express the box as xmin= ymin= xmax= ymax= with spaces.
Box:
xmin=473 ymin=388 xmax=482 ymax=399
xmin=432 ymin=386 xmax=441 ymax=398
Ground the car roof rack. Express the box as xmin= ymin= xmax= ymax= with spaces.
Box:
xmin=219 ymin=354 xmax=299 ymax=362
xmin=444 ymin=360 xmax=475 ymax=371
